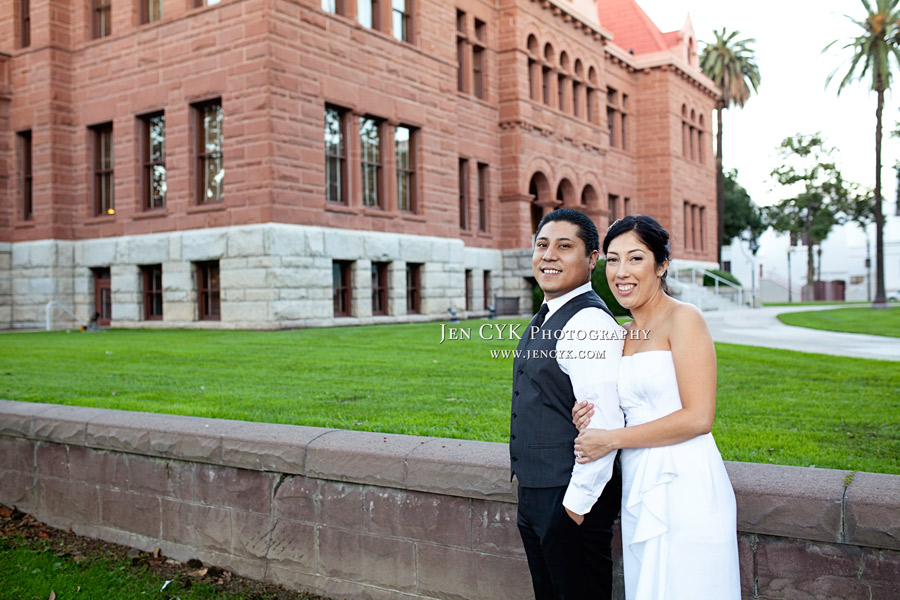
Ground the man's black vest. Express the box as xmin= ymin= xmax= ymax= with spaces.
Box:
xmin=510 ymin=290 xmax=614 ymax=487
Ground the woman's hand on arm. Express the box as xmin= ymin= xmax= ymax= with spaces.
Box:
xmin=572 ymin=400 xmax=594 ymax=431
xmin=574 ymin=428 xmax=620 ymax=463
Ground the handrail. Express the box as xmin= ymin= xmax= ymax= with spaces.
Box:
xmin=45 ymin=301 xmax=89 ymax=331
xmin=670 ymin=266 xmax=744 ymax=309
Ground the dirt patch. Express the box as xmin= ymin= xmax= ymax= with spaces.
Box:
xmin=0 ymin=504 xmax=329 ymax=600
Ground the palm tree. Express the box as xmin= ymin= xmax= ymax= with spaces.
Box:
xmin=825 ymin=0 xmax=900 ymax=308
xmin=700 ymin=29 xmax=761 ymax=267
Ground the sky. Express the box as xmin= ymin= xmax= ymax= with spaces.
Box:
xmin=632 ymin=0 xmax=900 ymax=294
xmin=634 ymin=0 xmax=899 ymax=207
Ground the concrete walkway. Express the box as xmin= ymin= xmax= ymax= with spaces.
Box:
xmin=704 ymin=304 xmax=900 ymax=361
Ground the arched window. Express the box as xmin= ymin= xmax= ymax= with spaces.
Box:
xmin=527 ymin=35 xmax=539 ymax=101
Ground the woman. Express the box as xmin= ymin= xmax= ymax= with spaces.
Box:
xmin=572 ymin=215 xmax=740 ymax=599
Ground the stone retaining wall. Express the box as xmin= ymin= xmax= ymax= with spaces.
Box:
xmin=0 ymin=400 xmax=897 ymax=599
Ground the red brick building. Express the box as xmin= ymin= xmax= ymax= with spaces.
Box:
xmin=0 ymin=0 xmax=717 ymax=329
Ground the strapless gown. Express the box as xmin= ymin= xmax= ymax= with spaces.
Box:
xmin=618 ymin=350 xmax=740 ymax=600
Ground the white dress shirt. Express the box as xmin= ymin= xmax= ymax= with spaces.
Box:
xmin=541 ymin=282 xmax=625 ymax=515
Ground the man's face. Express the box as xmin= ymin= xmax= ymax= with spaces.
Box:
xmin=532 ymin=220 xmax=598 ymax=300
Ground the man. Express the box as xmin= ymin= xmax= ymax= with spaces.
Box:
xmin=510 ymin=208 xmax=624 ymax=600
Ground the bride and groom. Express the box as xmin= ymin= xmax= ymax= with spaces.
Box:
xmin=510 ymin=209 xmax=740 ymax=600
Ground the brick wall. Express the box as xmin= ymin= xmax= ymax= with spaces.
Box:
xmin=4 ymin=400 xmax=894 ymax=599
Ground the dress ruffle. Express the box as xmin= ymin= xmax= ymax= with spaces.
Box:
xmin=624 ymin=447 xmax=678 ymax=599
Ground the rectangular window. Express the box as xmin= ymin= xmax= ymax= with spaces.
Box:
xmin=333 ymin=260 xmax=352 ymax=316
xmin=358 ymin=0 xmax=377 ymax=29
xmin=477 ymin=162 xmax=488 ymax=232
xmin=91 ymin=123 xmax=114 ymax=216
xmin=322 ymin=0 xmax=344 ymax=13
xmin=197 ymin=261 xmax=221 ymax=321
xmin=699 ymin=206 xmax=706 ymax=251
xmin=360 ymin=116 xmax=382 ymax=208
xmin=472 ymin=45 xmax=485 ymax=99
xmin=572 ymin=81 xmax=581 ymax=118
xmin=698 ymin=131 xmax=704 ymax=163
xmin=683 ymin=201 xmax=690 ymax=247
xmin=608 ymin=194 xmax=618 ymax=223
xmin=142 ymin=264 xmax=163 ymax=320
xmin=458 ymin=158 xmax=469 ymax=229
xmin=141 ymin=113 xmax=166 ymax=210
xmin=392 ymin=0 xmax=409 ymax=42
xmin=324 ymin=105 xmax=347 ymax=204
xmin=465 ymin=269 xmax=472 ymax=311
xmin=456 ymin=12 xmax=467 ymax=94
xmin=472 ymin=19 xmax=485 ymax=99
xmin=607 ymin=88 xmax=619 ymax=148
xmin=558 ymin=74 xmax=566 ymax=111
xmin=406 ymin=263 xmax=421 ymax=314
xmin=542 ymin=66 xmax=551 ymax=105
xmin=623 ymin=197 xmax=631 ymax=217
xmin=141 ymin=0 xmax=163 ymax=24
xmin=19 ymin=0 xmax=30 ymax=47
xmin=93 ymin=0 xmax=111 ymax=38
xmin=371 ymin=261 xmax=388 ymax=315
xmin=586 ymin=88 xmax=594 ymax=123
xmin=483 ymin=270 xmax=490 ymax=309
xmin=621 ymin=94 xmax=628 ymax=150
xmin=691 ymin=204 xmax=698 ymax=250
xmin=395 ymin=125 xmax=415 ymax=212
xmin=18 ymin=131 xmax=33 ymax=221
xmin=195 ymin=100 xmax=223 ymax=204
xmin=93 ymin=268 xmax=112 ymax=327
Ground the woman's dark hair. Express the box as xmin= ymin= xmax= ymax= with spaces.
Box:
xmin=603 ymin=215 xmax=671 ymax=291
xmin=536 ymin=208 xmax=600 ymax=256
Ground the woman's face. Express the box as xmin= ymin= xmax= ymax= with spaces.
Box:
xmin=604 ymin=230 xmax=667 ymax=310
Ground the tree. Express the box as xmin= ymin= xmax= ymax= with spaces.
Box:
xmin=764 ymin=134 xmax=853 ymax=297
xmin=824 ymin=0 xmax=900 ymax=308
xmin=723 ymin=169 xmax=764 ymax=249
xmin=700 ymin=29 xmax=761 ymax=267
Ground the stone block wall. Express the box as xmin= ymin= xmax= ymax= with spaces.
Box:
xmin=1 ymin=399 xmax=897 ymax=600
xmin=3 ymin=223 xmax=511 ymax=330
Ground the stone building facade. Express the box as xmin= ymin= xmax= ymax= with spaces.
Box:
xmin=0 ymin=0 xmax=717 ymax=329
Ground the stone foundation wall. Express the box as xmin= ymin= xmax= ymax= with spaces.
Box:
xmin=0 ymin=400 xmax=897 ymax=600
xmin=3 ymin=225 xmax=515 ymax=330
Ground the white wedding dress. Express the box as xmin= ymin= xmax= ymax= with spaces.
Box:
xmin=617 ymin=350 xmax=741 ymax=600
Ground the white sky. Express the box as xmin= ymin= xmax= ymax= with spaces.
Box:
xmin=634 ymin=0 xmax=899 ymax=208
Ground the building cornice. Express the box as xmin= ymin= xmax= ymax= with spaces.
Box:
xmin=604 ymin=45 xmax=720 ymax=100
xmin=530 ymin=0 xmax=614 ymax=42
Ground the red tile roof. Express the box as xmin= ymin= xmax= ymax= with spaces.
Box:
xmin=596 ymin=0 xmax=679 ymax=55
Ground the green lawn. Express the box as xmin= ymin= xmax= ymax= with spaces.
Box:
xmin=777 ymin=306 xmax=900 ymax=338
xmin=1 ymin=321 xmax=897 ymax=474
xmin=0 ymin=537 xmax=235 ymax=600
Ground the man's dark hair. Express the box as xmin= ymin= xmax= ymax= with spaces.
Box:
xmin=535 ymin=208 xmax=599 ymax=256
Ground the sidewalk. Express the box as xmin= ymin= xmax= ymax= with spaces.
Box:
xmin=703 ymin=304 xmax=900 ymax=361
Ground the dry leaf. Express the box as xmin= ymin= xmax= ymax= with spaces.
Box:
xmin=37 ymin=530 xmax=50 ymax=538
xmin=187 ymin=567 xmax=208 ymax=578
xmin=152 ymin=546 xmax=161 ymax=558
xmin=48 ymin=592 xmax=56 ymax=600
xmin=0 ymin=507 xmax=13 ymax=518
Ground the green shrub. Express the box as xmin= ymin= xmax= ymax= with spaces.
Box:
xmin=703 ymin=269 xmax=741 ymax=288
xmin=592 ymin=259 xmax=628 ymax=316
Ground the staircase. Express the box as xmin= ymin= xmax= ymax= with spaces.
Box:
xmin=668 ymin=267 xmax=745 ymax=311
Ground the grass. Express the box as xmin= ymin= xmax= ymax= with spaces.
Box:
xmin=1 ymin=537 xmax=237 ymax=600
xmin=1 ymin=321 xmax=898 ymax=474
xmin=776 ymin=306 xmax=900 ymax=338
xmin=762 ymin=301 xmax=875 ymax=307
